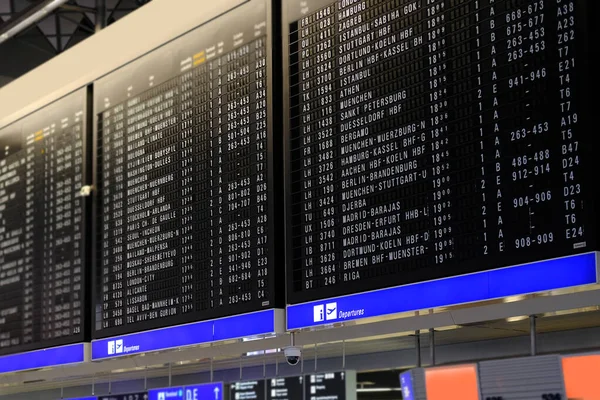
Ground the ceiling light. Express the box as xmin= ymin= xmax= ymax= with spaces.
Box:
xmin=506 ymin=315 xmax=529 ymax=322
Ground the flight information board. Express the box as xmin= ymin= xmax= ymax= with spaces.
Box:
xmin=285 ymin=0 xmax=596 ymax=303
xmin=268 ymin=376 xmax=304 ymax=400
xmin=93 ymin=0 xmax=280 ymax=338
xmin=0 ymin=88 xmax=88 ymax=355
xmin=306 ymin=372 xmax=347 ymax=400
xmin=230 ymin=380 xmax=265 ymax=400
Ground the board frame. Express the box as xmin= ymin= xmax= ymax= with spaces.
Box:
xmin=90 ymin=0 xmax=284 ymax=340
xmin=281 ymin=0 xmax=598 ymax=306
xmin=0 ymin=85 xmax=92 ymax=356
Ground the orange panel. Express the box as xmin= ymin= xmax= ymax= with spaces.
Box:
xmin=562 ymin=355 xmax=600 ymax=400
xmin=425 ymin=364 xmax=480 ymax=400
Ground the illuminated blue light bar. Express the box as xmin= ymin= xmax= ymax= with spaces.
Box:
xmin=92 ymin=309 xmax=277 ymax=360
xmin=287 ymin=253 xmax=598 ymax=330
xmin=0 ymin=343 xmax=86 ymax=374
xmin=149 ymin=383 xmax=223 ymax=400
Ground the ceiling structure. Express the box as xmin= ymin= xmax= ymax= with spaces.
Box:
xmin=0 ymin=0 xmax=150 ymax=85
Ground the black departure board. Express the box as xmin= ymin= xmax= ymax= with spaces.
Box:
xmin=0 ymin=88 xmax=89 ymax=355
xmin=267 ymin=376 xmax=304 ymax=400
xmin=93 ymin=0 xmax=281 ymax=338
xmin=285 ymin=0 xmax=596 ymax=303
xmin=231 ymin=380 xmax=266 ymax=400
xmin=306 ymin=372 xmax=347 ymax=400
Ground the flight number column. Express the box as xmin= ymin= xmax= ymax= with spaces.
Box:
xmin=303 ymin=5 xmax=337 ymax=291
xmin=99 ymin=104 xmax=126 ymax=329
xmin=314 ymin=5 xmax=337 ymax=289
xmin=252 ymin=38 xmax=269 ymax=302
xmin=424 ymin=0 xmax=453 ymax=265
xmin=556 ymin=0 xmax=585 ymax=245
xmin=180 ymin=68 xmax=195 ymax=314
xmin=289 ymin=17 xmax=314 ymax=294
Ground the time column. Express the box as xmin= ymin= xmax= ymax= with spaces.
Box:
xmin=180 ymin=68 xmax=195 ymax=314
xmin=424 ymin=0 xmax=453 ymax=266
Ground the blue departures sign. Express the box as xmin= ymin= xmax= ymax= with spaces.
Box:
xmin=0 ymin=343 xmax=85 ymax=374
xmin=91 ymin=310 xmax=276 ymax=360
xmin=400 ymin=372 xmax=415 ymax=400
xmin=287 ymin=253 xmax=598 ymax=330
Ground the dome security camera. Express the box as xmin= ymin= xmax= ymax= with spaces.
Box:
xmin=284 ymin=346 xmax=301 ymax=366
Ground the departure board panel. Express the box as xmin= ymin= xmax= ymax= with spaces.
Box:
xmin=94 ymin=0 xmax=280 ymax=338
xmin=268 ymin=376 xmax=304 ymax=400
xmin=306 ymin=372 xmax=347 ymax=400
xmin=231 ymin=380 xmax=265 ymax=400
xmin=0 ymin=88 xmax=88 ymax=355
xmin=285 ymin=0 xmax=596 ymax=303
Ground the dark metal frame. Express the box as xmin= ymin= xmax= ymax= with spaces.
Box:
xmin=1 ymin=0 xmax=147 ymax=54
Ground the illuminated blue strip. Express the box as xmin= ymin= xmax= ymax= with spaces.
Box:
xmin=213 ymin=309 xmax=274 ymax=341
xmin=0 ymin=343 xmax=85 ymax=374
xmin=92 ymin=310 xmax=276 ymax=360
xmin=287 ymin=253 xmax=598 ymax=330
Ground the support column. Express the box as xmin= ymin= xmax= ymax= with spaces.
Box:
xmin=429 ymin=328 xmax=436 ymax=366
xmin=95 ymin=0 xmax=106 ymax=31
xmin=415 ymin=330 xmax=422 ymax=367
xmin=530 ymin=315 xmax=537 ymax=356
